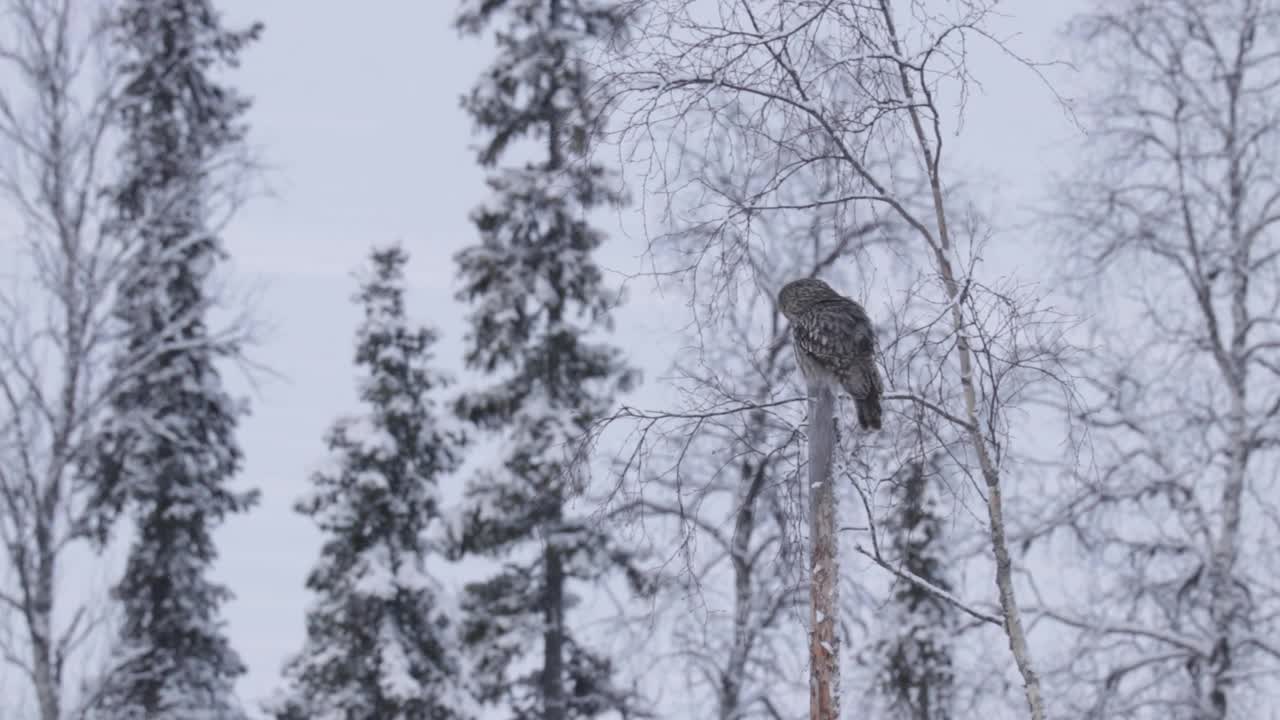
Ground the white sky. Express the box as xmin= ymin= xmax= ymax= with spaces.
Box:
xmin=209 ymin=2 xmax=694 ymax=711
xmin=201 ymin=0 xmax=1084 ymax=714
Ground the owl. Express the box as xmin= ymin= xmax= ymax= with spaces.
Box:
xmin=777 ymin=277 xmax=883 ymax=431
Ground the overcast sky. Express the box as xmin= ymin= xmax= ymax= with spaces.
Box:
xmin=209 ymin=2 xmax=689 ymax=711
xmin=203 ymin=0 xmax=1084 ymax=713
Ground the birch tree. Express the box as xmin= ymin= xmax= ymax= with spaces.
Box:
xmin=607 ymin=2 xmax=1075 ymax=717
xmin=607 ymin=184 xmax=888 ymax=718
xmin=1038 ymin=1 xmax=1280 ymax=717
xmin=0 ymin=3 xmax=124 ymax=717
xmin=591 ymin=121 xmax=1010 ymax=715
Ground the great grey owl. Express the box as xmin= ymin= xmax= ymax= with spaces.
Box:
xmin=777 ymin=277 xmax=883 ymax=431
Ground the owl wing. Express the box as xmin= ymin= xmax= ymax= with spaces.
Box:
xmin=791 ymin=299 xmax=875 ymax=367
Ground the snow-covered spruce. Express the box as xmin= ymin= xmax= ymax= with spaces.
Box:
xmin=83 ymin=2 xmax=262 ymax=718
xmin=864 ymin=457 xmax=957 ymax=720
xmin=267 ymin=246 xmax=476 ymax=720
xmin=453 ymin=0 xmax=650 ymax=718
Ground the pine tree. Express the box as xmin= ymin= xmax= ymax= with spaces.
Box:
xmin=454 ymin=1 xmax=647 ymax=718
xmin=86 ymin=1 xmax=262 ymax=717
xmin=267 ymin=246 xmax=475 ymax=720
xmin=872 ymin=458 xmax=956 ymax=720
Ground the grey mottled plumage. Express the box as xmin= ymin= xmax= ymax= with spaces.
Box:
xmin=777 ymin=278 xmax=883 ymax=431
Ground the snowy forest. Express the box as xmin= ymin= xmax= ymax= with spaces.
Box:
xmin=0 ymin=0 xmax=1278 ymax=719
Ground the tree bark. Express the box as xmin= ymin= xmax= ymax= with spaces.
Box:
xmin=722 ymin=438 xmax=767 ymax=720
xmin=877 ymin=2 xmax=1047 ymax=716
xmin=544 ymin=541 xmax=566 ymax=720
xmin=807 ymin=384 xmax=839 ymax=720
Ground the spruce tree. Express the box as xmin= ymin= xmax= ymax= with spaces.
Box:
xmin=86 ymin=1 xmax=262 ymax=717
xmin=454 ymin=0 xmax=647 ymax=718
xmin=873 ymin=458 xmax=956 ymax=720
xmin=267 ymin=245 xmax=474 ymax=720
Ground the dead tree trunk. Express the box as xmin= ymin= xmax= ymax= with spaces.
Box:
xmin=808 ymin=384 xmax=839 ymax=720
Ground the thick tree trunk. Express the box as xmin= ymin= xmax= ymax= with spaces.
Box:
xmin=808 ymin=384 xmax=839 ymax=720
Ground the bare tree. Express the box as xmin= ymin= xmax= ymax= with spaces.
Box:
xmin=593 ymin=132 xmax=902 ymax=716
xmin=0 ymin=4 xmax=123 ymax=717
xmin=1037 ymin=1 xmax=1280 ymax=717
xmin=604 ymin=1 xmax=1076 ymax=718
xmin=593 ymin=120 xmax=1019 ymax=715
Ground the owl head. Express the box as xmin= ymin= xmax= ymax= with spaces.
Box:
xmin=776 ymin=277 xmax=838 ymax=320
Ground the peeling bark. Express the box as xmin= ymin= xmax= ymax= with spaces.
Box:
xmin=807 ymin=384 xmax=838 ymax=720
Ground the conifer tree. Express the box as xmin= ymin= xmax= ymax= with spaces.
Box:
xmin=454 ymin=0 xmax=647 ymax=718
xmin=86 ymin=1 xmax=262 ymax=717
xmin=267 ymin=246 xmax=474 ymax=720
xmin=872 ymin=458 xmax=956 ymax=720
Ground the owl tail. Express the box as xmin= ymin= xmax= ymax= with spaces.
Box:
xmin=853 ymin=393 xmax=882 ymax=431
xmin=839 ymin=366 xmax=883 ymax=431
